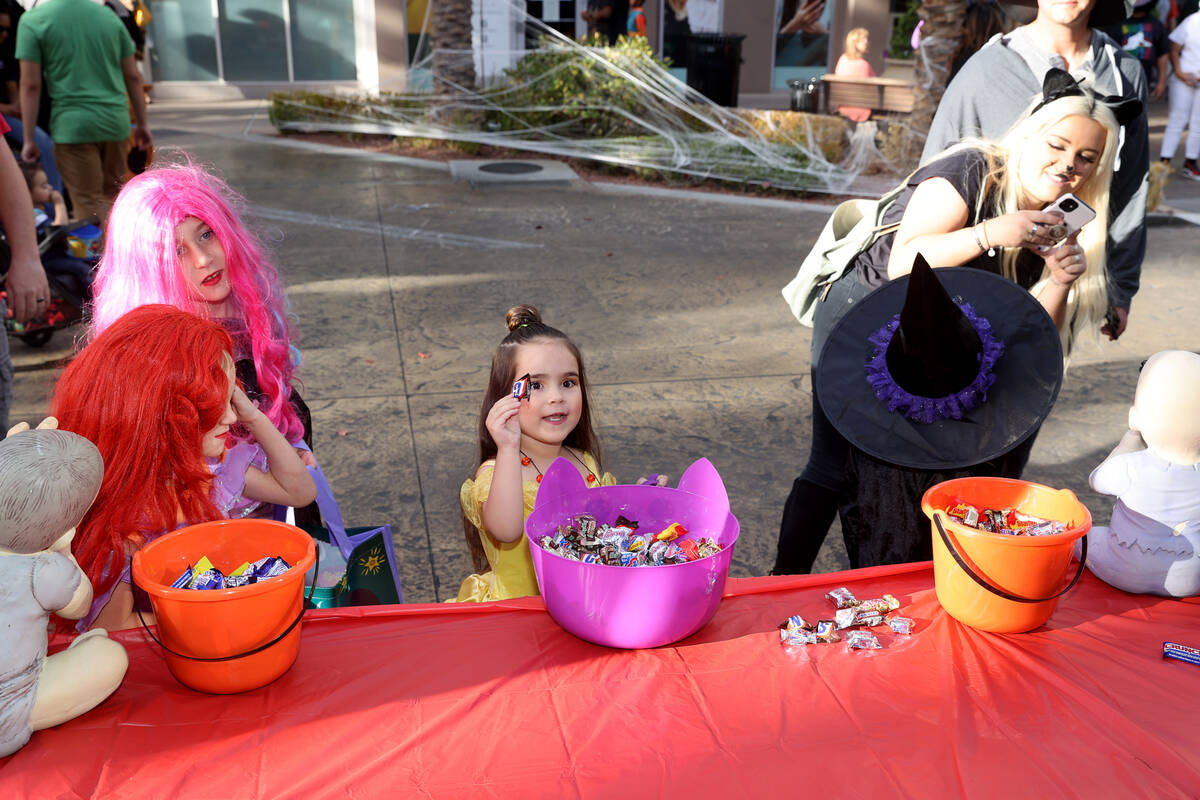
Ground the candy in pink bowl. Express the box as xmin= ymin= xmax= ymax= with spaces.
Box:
xmin=526 ymin=457 xmax=740 ymax=649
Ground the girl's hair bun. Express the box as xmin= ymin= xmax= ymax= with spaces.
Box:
xmin=505 ymin=304 xmax=543 ymax=332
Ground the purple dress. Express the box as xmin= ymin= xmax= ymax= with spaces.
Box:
xmin=77 ymin=443 xmax=268 ymax=632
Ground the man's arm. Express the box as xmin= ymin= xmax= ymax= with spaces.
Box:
xmin=120 ymin=55 xmax=151 ymax=150
xmin=0 ymin=146 xmax=48 ymax=324
xmin=1103 ymin=58 xmax=1150 ymax=335
xmin=18 ymin=59 xmax=42 ymax=164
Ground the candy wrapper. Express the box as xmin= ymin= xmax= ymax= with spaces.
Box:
xmin=814 ymin=620 xmax=840 ymax=643
xmin=946 ymin=502 xmax=1067 ymax=536
xmin=781 ymin=628 xmax=818 ymax=646
xmin=781 ymin=587 xmax=907 ymax=650
xmin=171 ymin=555 xmax=293 ymax=590
xmin=512 ymin=374 xmax=531 ymax=401
xmin=537 ymin=513 xmax=724 ymax=567
xmin=1163 ymin=642 xmax=1200 ymax=667
xmin=857 ymin=594 xmax=900 ymax=614
xmin=825 ymin=587 xmax=859 ymax=609
xmin=845 ymin=630 xmax=881 ymax=651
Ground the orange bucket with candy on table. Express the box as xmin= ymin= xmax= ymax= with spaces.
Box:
xmin=131 ymin=519 xmax=316 ymax=693
xmin=921 ymin=477 xmax=1091 ymax=634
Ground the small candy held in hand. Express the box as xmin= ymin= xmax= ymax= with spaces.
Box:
xmin=512 ymin=373 xmax=531 ymax=401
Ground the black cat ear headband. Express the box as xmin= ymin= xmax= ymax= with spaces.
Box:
xmin=1031 ymin=67 xmax=1144 ymax=127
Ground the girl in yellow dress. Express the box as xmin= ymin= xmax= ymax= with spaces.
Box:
xmin=456 ymin=304 xmax=615 ymax=602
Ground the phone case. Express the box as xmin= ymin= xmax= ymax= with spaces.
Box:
xmin=1043 ymin=193 xmax=1096 ymax=240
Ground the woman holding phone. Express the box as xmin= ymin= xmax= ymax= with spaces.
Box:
xmin=772 ymin=69 xmax=1136 ymax=576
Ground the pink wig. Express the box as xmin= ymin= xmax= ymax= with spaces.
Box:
xmin=91 ymin=161 xmax=304 ymax=442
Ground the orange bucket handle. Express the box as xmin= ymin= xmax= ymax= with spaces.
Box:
xmin=933 ymin=512 xmax=1088 ymax=604
xmin=132 ymin=547 xmax=320 ymax=663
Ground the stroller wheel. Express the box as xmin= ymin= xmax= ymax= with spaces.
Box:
xmin=19 ymin=329 xmax=54 ymax=348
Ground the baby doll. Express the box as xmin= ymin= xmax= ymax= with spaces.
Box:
xmin=1086 ymin=350 xmax=1200 ymax=597
xmin=0 ymin=422 xmax=128 ymax=757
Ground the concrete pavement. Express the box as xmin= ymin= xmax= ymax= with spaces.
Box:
xmin=8 ymin=98 xmax=1199 ymax=602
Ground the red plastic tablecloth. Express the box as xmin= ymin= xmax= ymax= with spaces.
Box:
xmin=2 ymin=563 xmax=1197 ymax=799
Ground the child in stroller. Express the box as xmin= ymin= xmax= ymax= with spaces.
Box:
xmin=0 ymin=162 xmax=101 ymax=347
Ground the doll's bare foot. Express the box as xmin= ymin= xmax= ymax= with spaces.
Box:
xmin=68 ymin=628 xmax=110 ymax=649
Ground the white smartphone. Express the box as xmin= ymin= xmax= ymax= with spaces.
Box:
xmin=1041 ymin=193 xmax=1097 ymax=244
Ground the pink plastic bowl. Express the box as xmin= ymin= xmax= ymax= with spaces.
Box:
xmin=526 ymin=458 xmax=740 ymax=649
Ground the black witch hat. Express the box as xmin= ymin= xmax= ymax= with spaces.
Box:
xmin=815 ymin=255 xmax=1063 ymax=470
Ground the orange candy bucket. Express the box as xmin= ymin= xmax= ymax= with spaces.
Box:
xmin=131 ymin=519 xmax=316 ymax=693
xmin=921 ymin=478 xmax=1091 ymax=634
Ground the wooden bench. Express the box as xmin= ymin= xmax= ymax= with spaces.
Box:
xmin=820 ymin=74 xmax=917 ymax=116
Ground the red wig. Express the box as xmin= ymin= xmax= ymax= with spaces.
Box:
xmin=52 ymin=305 xmax=234 ymax=601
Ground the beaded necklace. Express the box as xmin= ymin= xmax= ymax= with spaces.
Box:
xmin=519 ymin=448 xmax=597 ymax=484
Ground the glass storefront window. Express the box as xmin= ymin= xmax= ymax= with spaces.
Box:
xmin=772 ymin=0 xmax=832 ymax=89
xmin=291 ymin=0 xmax=358 ymax=80
xmin=218 ymin=0 xmax=289 ymax=82
xmin=147 ymin=0 xmax=220 ymax=81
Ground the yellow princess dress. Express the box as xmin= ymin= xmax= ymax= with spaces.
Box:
xmin=454 ymin=452 xmax=615 ymax=602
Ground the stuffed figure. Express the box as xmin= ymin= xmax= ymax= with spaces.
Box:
xmin=1086 ymin=350 xmax=1200 ymax=597
xmin=0 ymin=421 xmax=128 ymax=757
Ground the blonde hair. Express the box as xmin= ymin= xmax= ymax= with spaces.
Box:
xmin=932 ymin=92 xmax=1118 ymax=355
xmin=844 ymin=27 xmax=869 ymax=60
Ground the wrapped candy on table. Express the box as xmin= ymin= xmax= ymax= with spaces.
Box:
xmin=846 ymin=630 xmax=881 ymax=650
xmin=826 ymin=587 xmax=859 ymax=609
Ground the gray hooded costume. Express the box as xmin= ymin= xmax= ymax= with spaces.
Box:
xmin=923 ymin=26 xmax=1149 ymax=312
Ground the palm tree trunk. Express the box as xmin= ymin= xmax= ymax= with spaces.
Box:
xmin=910 ymin=0 xmax=967 ymax=143
xmin=431 ymin=0 xmax=478 ymax=93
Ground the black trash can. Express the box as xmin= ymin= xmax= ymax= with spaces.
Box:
xmin=685 ymin=33 xmax=746 ymax=107
xmin=787 ymin=77 xmax=822 ymax=113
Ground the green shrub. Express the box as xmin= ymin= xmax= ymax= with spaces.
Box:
xmin=888 ymin=0 xmax=921 ymax=60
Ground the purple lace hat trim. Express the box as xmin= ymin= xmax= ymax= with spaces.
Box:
xmin=864 ymin=301 xmax=1005 ymax=425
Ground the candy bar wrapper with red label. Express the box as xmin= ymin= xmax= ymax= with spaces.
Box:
xmin=826 ymin=587 xmax=859 ymax=609
xmin=857 ymin=594 xmax=900 ymax=614
xmin=947 ymin=502 xmax=980 ymax=528
xmin=677 ymin=538 xmax=700 ymax=561
xmin=845 ymin=630 xmax=881 ymax=650
xmin=1163 ymin=642 xmax=1200 ymax=667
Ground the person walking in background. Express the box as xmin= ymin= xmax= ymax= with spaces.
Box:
xmin=833 ymin=27 xmax=875 ymax=122
xmin=627 ymin=0 xmax=646 ymax=37
xmin=1160 ymin=5 xmax=1200 ymax=176
xmin=15 ymin=0 xmax=151 ymax=223
xmin=0 ymin=3 xmax=60 ymax=195
xmin=1101 ymin=0 xmax=1170 ymax=100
